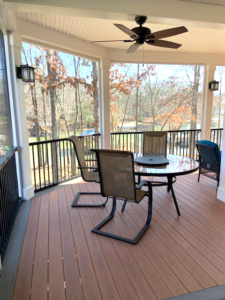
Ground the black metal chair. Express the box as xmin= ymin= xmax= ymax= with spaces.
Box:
xmin=138 ymin=131 xmax=170 ymax=186
xmin=69 ymin=136 xmax=108 ymax=207
xmin=91 ymin=149 xmax=153 ymax=245
xmin=143 ymin=131 xmax=168 ymax=157
xmin=196 ymin=142 xmax=221 ymax=189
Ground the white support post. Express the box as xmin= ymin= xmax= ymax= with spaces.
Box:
xmin=99 ymin=57 xmax=111 ymax=149
xmin=201 ymin=62 xmax=216 ymax=140
xmin=8 ymin=32 xmax=34 ymax=200
xmin=218 ymin=113 xmax=225 ymax=201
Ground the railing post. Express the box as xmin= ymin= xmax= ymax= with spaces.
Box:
xmin=99 ymin=57 xmax=111 ymax=149
xmin=201 ymin=63 xmax=216 ymax=140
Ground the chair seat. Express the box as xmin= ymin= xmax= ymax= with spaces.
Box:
xmin=136 ymin=189 xmax=148 ymax=203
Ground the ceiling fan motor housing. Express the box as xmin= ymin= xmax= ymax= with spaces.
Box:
xmin=131 ymin=26 xmax=151 ymax=44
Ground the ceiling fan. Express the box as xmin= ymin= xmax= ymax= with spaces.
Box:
xmin=92 ymin=16 xmax=188 ymax=53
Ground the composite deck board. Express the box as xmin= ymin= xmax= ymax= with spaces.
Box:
xmin=49 ymin=190 xmax=66 ymax=300
xmin=30 ymin=193 xmax=49 ymax=300
xmin=58 ymin=188 xmax=84 ymax=300
xmin=65 ymin=185 xmax=103 ymax=300
xmin=12 ymin=173 xmax=225 ymax=300
xmin=12 ymin=197 xmax=41 ymax=300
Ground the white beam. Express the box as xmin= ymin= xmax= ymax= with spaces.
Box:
xmin=8 ymin=31 xmax=34 ymax=200
xmin=201 ymin=63 xmax=216 ymax=140
xmin=99 ymin=57 xmax=111 ymax=149
xmin=17 ymin=19 xmax=106 ymax=59
xmin=218 ymin=115 xmax=225 ymax=202
xmin=5 ymin=0 xmax=225 ymax=30
xmin=107 ymin=48 xmax=225 ymax=66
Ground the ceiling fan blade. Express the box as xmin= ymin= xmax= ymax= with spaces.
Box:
xmin=127 ymin=43 xmax=141 ymax=53
xmin=114 ymin=24 xmax=140 ymax=39
xmin=146 ymin=26 xmax=188 ymax=40
xmin=92 ymin=39 xmax=134 ymax=43
xmin=146 ymin=40 xmax=181 ymax=49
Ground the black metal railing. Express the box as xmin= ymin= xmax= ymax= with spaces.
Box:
xmin=111 ymin=128 xmax=222 ymax=160
xmin=29 ymin=134 xmax=100 ymax=192
xmin=30 ymin=129 xmax=223 ymax=192
xmin=211 ymin=128 xmax=223 ymax=150
xmin=0 ymin=148 xmax=21 ymax=266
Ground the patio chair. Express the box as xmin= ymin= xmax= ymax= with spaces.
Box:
xmin=137 ymin=131 xmax=168 ymax=185
xmin=143 ymin=131 xmax=168 ymax=157
xmin=69 ymin=136 xmax=108 ymax=207
xmin=196 ymin=140 xmax=221 ymax=189
xmin=91 ymin=149 xmax=153 ymax=245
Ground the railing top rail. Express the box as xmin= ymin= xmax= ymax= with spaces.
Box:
xmin=29 ymin=133 xmax=101 ymax=146
xmin=211 ymin=128 xmax=223 ymax=131
xmin=0 ymin=147 xmax=17 ymax=170
xmin=110 ymin=129 xmax=202 ymax=135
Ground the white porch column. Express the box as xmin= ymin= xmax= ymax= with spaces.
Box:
xmin=201 ymin=62 xmax=216 ymax=140
xmin=99 ymin=57 xmax=110 ymax=149
xmin=8 ymin=32 xmax=34 ymax=200
xmin=217 ymin=115 xmax=225 ymax=201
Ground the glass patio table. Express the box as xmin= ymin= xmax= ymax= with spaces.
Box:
xmin=134 ymin=154 xmax=199 ymax=215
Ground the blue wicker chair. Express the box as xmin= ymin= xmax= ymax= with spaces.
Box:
xmin=196 ymin=140 xmax=221 ymax=188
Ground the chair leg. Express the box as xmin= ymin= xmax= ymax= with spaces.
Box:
xmin=121 ymin=200 xmax=127 ymax=212
xmin=71 ymin=192 xmax=108 ymax=207
xmin=92 ymin=186 xmax=153 ymax=245
xmin=138 ymin=175 xmax=141 ymax=184
xmin=198 ymin=168 xmax=201 ymax=182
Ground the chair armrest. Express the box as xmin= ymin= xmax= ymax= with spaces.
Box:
xmin=85 ymin=159 xmax=97 ymax=162
xmin=78 ymin=166 xmax=98 ymax=170
xmin=136 ymin=181 xmax=148 ymax=189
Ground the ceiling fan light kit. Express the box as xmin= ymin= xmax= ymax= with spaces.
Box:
xmin=92 ymin=16 xmax=188 ymax=53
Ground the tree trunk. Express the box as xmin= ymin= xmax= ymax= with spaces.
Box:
xmin=46 ymin=50 xmax=58 ymax=184
xmin=46 ymin=50 xmax=58 ymax=139
xmin=42 ymin=91 xmax=48 ymax=140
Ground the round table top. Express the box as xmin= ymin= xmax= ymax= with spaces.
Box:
xmin=134 ymin=154 xmax=199 ymax=177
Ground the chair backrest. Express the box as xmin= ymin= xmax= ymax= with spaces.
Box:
xmin=143 ymin=131 xmax=167 ymax=157
xmin=196 ymin=143 xmax=220 ymax=173
xmin=198 ymin=140 xmax=221 ymax=161
xmin=93 ymin=150 xmax=136 ymax=201
xmin=69 ymin=136 xmax=88 ymax=179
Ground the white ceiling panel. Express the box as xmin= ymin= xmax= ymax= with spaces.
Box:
xmin=16 ymin=12 xmax=225 ymax=54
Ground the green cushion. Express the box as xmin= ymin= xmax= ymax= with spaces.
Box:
xmin=198 ymin=140 xmax=221 ymax=161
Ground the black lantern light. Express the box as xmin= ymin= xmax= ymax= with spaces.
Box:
xmin=209 ymin=80 xmax=219 ymax=91
xmin=17 ymin=64 xmax=35 ymax=82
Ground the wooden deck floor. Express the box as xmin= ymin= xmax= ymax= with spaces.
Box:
xmin=12 ymin=173 xmax=225 ymax=300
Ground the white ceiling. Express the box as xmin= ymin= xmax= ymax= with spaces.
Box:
xmin=16 ymin=12 xmax=225 ymax=54
xmin=180 ymin=0 xmax=225 ymax=6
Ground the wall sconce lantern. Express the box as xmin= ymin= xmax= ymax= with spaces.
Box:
xmin=17 ymin=64 xmax=35 ymax=82
xmin=209 ymin=80 xmax=219 ymax=91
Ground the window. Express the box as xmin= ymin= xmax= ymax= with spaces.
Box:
xmin=212 ymin=66 xmax=225 ymax=129
xmin=21 ymin=43 xmax=100 ymax=142
xmin=110 ymin=63 xmax=204 ymax=132
xmin=0 ymin=30 xmax=13 ymax=160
